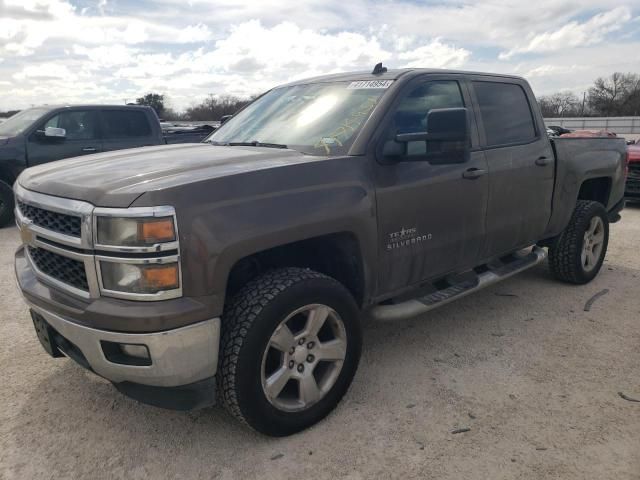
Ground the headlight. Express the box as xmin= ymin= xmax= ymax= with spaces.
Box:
xmin=100 ymin=261 xmax=180 ymax=295
xmin=96 ymin=216 xmax=176 ymax=247
xmin=93 ymin=207 xmax=181 ymax=300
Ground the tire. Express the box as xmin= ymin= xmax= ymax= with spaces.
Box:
xmin=0 ymin=180 xmax=15 ymax=228
xmin=549 ymin=200 xmax=609 ymax=284
xmin=218 ymin=267 xmax=362 ymax=436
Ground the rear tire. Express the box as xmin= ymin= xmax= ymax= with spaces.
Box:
xmin=548 ymin=200 xmax=609 ymax=284
xmin=0 ymin=180 xmax=15 ymax=228
xmin=218 ymin=267 xmax=362 ymax=436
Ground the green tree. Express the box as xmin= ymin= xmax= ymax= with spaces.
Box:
xmin=136 ymin=93 xmax=165 ymax=118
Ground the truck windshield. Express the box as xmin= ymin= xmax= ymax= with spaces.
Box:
xmin=0 ymin=108 xmax=50 ymax=136
xmin=207 ymin=81 xmax=392 ymax=155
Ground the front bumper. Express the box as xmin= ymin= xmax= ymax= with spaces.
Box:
xmin=17 ymin=246 xmax=221 ymax=409
xmin=29 ymin=303 xmax=220 ymax=388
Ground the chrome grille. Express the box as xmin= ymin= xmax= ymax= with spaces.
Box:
xmin=28 ymin=246 xmax=89 ymax=292
xmin=627 ymin=164 xmax=640 ymax=194
xmin=18 ymin=200 xmax=82 ymax=237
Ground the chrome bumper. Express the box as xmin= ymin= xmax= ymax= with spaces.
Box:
xmin=29 ymin=302 xmax=220 ymax=388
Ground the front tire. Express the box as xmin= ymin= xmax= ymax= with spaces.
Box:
xmin=218 ymin=267 xmax=362 ymax=436
xmin=0 ymin=180 xmax=15 ymax=228
xmin=549 ymin=200 xmax=609 ymax=284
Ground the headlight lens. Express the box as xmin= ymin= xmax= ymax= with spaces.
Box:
xmin=97 ymin=216 xmax=176 ymax=247
xmin=100 ymin=262 xmax=180 ymax=294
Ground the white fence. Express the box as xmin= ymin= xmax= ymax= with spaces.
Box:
xmin=544 ymin=117 xmax=640 ymax=135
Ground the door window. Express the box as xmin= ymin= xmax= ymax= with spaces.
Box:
xmin=384 ymin=80 xmax=465 ymax=158
xmin=43 ymin=111 xmax=98 ymax=140
xmin=102 ymin=110 xmax=151 ymax=138
xmin=473 ymin=82 xmax=536 ymax=146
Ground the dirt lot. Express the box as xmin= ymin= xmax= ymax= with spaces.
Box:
xmin=1 ymin=207 xmax=639 ymax=480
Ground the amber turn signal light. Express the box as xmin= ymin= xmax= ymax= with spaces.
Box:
xmin=142 ymin=264 xmax=179 ymax=290
xmin=138 ymin=218 xmax=176 ymax=244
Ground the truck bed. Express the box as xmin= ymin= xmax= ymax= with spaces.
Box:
xmin=545 ymin=136 xmax=627 ymax=237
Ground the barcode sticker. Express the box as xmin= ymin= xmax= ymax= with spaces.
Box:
xmin=347 ymin=80 xmax=394 ymax=89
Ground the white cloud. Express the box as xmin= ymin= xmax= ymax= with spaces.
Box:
xmin=0 ymin=0 xmax=638 ymax=111
xmin=72 ymin=44 xmax=138 ymax=69
xmin=500 ymin=6 xmax=632 ymax=59
xmin=13 ymin=63 xmax=77 ymax=81
xmin=524 ymin=64 xmax=587 ymax=78
xmin=398 ymin=39 xmax=470 ymax=69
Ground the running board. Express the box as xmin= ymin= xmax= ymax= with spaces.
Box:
xmin=370 ymin=246 xmax=547 ymax=322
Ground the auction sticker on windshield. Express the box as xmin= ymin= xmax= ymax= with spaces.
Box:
xmin=347 ymin=80 xmax=394 ymax=89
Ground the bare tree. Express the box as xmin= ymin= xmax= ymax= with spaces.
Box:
xmin=538 ymin=92 xmax=581 ymax=117
xmin=588 ymin=72 xmax=640 ymax=116
xmin=183 ymin=94 xmax=258 ymax=121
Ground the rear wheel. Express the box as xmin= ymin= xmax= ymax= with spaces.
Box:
xmin=0 ymin=180 xmax=15 ymax=228
xmin=218 ymin=267 xmax=361 ymax=436
xmin=549 ymin=200 xmax=609 ymax=284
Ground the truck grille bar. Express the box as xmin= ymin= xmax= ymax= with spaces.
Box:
xmin=27 ymin=246 xmax=89 ymax=291
xmin=17 ymin=200 xmax=82 ymax=237
xmin=627 ymin=164 xmax=640 ymax=195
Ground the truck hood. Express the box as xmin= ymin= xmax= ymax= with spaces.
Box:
xmin=18 ymin=143 xmax=316 ymax=207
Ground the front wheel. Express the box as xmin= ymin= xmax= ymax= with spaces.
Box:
xmin=218 ymin=267 xmax=362 ymax=436
xmin=549 ymin=200 xmax=609 ymax=284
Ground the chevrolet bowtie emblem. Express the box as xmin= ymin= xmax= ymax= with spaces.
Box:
xmin=20 ymin=219 xmax=35 ymax=246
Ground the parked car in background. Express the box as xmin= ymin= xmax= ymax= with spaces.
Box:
xmin=626 ymin=143 xmax=640 ymax=201
xmin=161 ymin=122 xmax=218 ymax=144
xmin=547 ymin=125 xmax=573 ymax=136
xmin=0 ymin=105 xmax=209 ymax=227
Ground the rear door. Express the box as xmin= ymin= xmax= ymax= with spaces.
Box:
xmin=100 ymin=109 xmax=158 ymax=152
xmin=26 ymin=109 xmax=102 ymax=166
xmin=470 ymin=78 xmax=555 ymax=258
xmin=373 ymin=75 xmax=490 ymax=295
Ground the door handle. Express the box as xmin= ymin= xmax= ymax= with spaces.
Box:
xmin=535 ymin=156 xmax=551 ymax=166
xmin=82 ymin=147 xmax=97 ymax=152
xmin=462 ymin=168 xmax=487 ymax=180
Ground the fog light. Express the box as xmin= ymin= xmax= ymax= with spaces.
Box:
xmin=101 ymin=341 xmax=151 ymax=366
xmin=120 ymin=344 xmax=150 ymax=359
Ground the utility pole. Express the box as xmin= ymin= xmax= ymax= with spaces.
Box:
xmin=581 ymin=92 xmax=586 ymax=116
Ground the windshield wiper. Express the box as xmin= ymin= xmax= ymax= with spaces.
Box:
xmin=227 ymin=141 xmax=288 ymax=149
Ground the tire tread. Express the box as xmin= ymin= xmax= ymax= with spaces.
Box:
xmin=548 ymin=200 xmax=608 ymax=284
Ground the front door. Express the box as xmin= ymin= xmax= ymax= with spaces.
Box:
xmin=26 ymin=109 xmax=102 ymax=166
xmin=374 ymin=77 xmax=490 ymax=296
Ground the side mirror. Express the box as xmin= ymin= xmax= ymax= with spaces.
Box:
xmin=383 ymin=108 xmax=470 ymax=163
xmin=44 ymin=127 xmax=66 ymax=138
xmin=220 ymin=115 xmax=232 ymax=124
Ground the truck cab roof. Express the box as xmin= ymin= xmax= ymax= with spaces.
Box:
xmin=282 ymin=68 xmax=526 ymax=87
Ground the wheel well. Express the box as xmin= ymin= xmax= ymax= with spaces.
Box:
xmin=226 ymin=233 xmax=365 ymax=307
xmin=0 ymin=166 xmax=16 ymax=187
xmin=577 ymin=177 xmax=611 ymax=206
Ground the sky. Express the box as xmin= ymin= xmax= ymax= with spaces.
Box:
xmin=0 ymin=0 xmax=639 ymax=112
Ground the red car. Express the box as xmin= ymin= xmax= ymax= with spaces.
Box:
xmin=627 ymin=143 xmax=640 ymax=201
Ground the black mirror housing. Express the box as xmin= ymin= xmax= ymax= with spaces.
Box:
xmin=385 ymin=108 xmax=470 ymax=164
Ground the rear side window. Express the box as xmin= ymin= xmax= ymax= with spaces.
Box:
xmin=473 ymin=82 xmax=536 ymax=146
xmin=102 ymin=110 xmax=151 ymax=138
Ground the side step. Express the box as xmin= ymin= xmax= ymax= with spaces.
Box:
xmin=370 ymin=246 xmax=547 ymax=322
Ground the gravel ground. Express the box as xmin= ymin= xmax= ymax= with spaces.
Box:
xmin=1 ymin=206 xmax=639 ymax=480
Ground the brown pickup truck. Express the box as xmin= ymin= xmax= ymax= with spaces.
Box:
xmin=14 ymin=66 xmax=626 ymax=436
